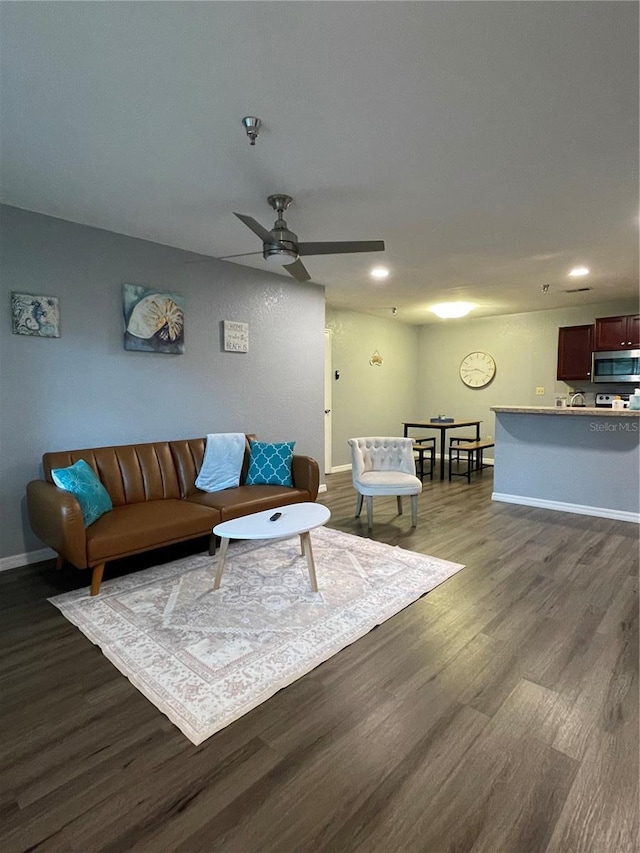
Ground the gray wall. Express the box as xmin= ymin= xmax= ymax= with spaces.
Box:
xmin=417 ymin=299 xmax=640 ymax=445
xmin=1 ymin=206 xmax=325 ymax=561
xmin=325 ymin=308 xmax=420 ymax=467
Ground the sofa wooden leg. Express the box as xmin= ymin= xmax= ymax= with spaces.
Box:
xmin=90 ymin=564 xmax=105 ymax=596
xmin=55 ymin=554 xmax=64 ymax=570
xmin=209 ymin=533 xmax=218 ymax=556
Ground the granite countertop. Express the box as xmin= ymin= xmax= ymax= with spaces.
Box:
xmin=491 ymin=406 xmax=640 ymax=417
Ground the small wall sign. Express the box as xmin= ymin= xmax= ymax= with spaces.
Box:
xmin=223 ymin=320 xmax=249 ymax=352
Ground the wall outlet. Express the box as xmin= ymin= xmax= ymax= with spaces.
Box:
xmin=536 ymin=387 xmax=545 ymax=396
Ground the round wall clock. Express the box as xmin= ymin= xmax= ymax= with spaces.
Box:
xmin=460 ymin=351 xmax=496 ymax=388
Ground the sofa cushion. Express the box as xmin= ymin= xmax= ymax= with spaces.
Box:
xmin=86 ymin=500 xmax=220 ymax=563
xmin=44 ymin=442 xmax=182 ymax=505
xmin=187 ymin=484 xmax=309 ymax=521
xmin=51 ymin=459 xmax=113 ymax=526
xmin=246 ymin=440 xmax=295 ymax=487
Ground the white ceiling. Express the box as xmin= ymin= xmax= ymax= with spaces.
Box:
xmin=1 ymin=2 xmax=638 ymax=324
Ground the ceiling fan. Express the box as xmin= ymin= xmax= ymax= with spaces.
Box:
xmin=232 ymin=194 xmax=385 ymax=282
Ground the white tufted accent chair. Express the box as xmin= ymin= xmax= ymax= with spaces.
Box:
xmin=347 ymin=437 xmax=422 ymax=530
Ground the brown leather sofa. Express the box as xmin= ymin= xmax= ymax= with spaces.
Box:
xmin=26 ymin=435 xmax=320 ymax=595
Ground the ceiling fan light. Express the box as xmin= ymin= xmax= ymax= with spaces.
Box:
xmin=263 ymin=247 xmax=298 ymax=265
xmin=430 ymin=302 xmax=475 ymax=319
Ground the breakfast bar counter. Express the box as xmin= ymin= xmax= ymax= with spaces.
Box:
xmin=490 ymin=406 xmax=640 ymax=522
xmin=491 ymin=405 xmax=639 ymax=417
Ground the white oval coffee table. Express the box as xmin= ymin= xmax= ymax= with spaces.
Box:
xmin=212 ymin=502 xmax=331 ymax=592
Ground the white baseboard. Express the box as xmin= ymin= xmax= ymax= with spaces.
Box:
xmin=492 ymin=492 xmax=640 ymax=524
xmin=0 ymin=546 xmax=57 ymax=573
xmin=330 ymin=463 xmax=352 ymax=474
xmin=327 ymin=458 xmax=494 ymax=476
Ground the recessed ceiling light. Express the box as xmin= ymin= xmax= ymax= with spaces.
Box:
xmin=370 ymin=267 xmax=389 ymax=279
xmin=430 ymin=302 xmax=475 ymax=319
xmin=568 ymin=266 xmax=590 ymax=277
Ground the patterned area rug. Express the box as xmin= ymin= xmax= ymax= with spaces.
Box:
xmin=49 ymin=527 xmax=464 ymax=745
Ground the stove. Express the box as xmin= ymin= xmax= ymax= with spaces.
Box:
xmin=595 ymin=392 xmax=631 ymax=408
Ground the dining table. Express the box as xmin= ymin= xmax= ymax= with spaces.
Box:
xmin=403 ymin=419 xmax=482 ymax=481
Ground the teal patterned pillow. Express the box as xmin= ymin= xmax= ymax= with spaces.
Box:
xmin=51 ymin=459 xmax=113 ymax=526
xmin=246 ymin=440 xmax=295 ymax=487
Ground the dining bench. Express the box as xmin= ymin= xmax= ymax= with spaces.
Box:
xmin=448 ymin=439 xmax=495 ymax=484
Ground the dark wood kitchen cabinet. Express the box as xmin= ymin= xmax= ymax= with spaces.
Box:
xmin=594 ymin=315 xmax=640 ymax=351
xmin=557 ymin=324 xmax=593 ymax=381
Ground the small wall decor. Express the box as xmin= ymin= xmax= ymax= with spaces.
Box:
xmin=11 ymin=292 xmax=60 ymax=337
xmin=369 ymin=350 xmax=383 ymax=367
xmin=223 ymin=320 xmax=249 ymax=352
xmin=123 ymin=283 xmax=184 ymax=354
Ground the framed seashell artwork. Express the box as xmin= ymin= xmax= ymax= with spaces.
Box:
xmin=123 ymin=283 xmax=185 ymax=354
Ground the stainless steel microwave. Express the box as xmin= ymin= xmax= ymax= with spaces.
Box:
xmin=592 ymin=350 xmax=640 ymax=383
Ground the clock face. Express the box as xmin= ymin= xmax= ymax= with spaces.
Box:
xmin=460 ymin=351 xmax=496 ymax=388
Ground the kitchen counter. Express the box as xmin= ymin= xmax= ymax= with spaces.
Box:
xmin=490 ymin=407 xmax=639 ymax=523
xmin=492 ymin=405 xmax=639 ymax=417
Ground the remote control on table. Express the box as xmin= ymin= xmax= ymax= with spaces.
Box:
xmin=269 ymin=512 xmax=282 ymax=521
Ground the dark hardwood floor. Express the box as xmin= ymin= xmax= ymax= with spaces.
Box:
xmin=1 ymin=469 xmax=638 ymax=852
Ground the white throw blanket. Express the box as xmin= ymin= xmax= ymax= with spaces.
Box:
xmin=195 ymin=433 xmax=246 ymax=492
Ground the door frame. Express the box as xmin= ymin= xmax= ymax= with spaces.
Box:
xmin=324 ymin=329 xmax=332 ymax=474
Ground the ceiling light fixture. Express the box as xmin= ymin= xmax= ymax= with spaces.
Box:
xmin=370 ymin=267 xmax=389 ymax=279
xmin=430 ymin=302 xmax=475 ymax=319
xmin=242 ymin=116 xmax=262 ymax=146
xmin=568 ymin=266 xmax=589 ymax=277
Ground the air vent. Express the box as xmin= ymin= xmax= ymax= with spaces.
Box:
xmin=565 ymin=287 xmax=592 ymax=293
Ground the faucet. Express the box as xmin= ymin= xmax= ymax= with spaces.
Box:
xmin=569 ymin=392 xmax=586 ymax=407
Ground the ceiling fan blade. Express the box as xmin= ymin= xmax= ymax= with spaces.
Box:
xmin=218 ymin=251 xmax=264 ymax=260
xmin=233 ymin=212 xmax=278 ymax=245
xmin=297 ymin=240 xmax=385 ymax=256
xmin=283 ymin=258 xmax=311 ymax=282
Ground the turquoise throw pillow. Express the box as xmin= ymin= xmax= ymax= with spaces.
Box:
xmin=246 ymin=440 xmax=295 ymax=487
xmin=51 ymin=459 xmax=113 ymax=526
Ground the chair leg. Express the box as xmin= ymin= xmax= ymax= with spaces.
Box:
xmin=366 ymin=496 xmax=373 ymax=530
xmin=397 ymin=495 xmax=403 ymax=515
xmin=355 ymin=493 xmax=364 ymax=518
xmin=410 ymin=494 xmax=418 ymax=527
